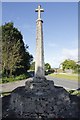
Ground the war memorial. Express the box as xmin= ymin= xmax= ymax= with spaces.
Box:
xmin=2 ymin=5 xmax=79 ymax=119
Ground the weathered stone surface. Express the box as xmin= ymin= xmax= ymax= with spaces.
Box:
xmin=3 ymin=78 xmax=78 ymax=119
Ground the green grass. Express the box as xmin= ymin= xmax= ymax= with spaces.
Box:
xmin=49 ymin=73 xmax=80 ymax=81
xmin=1 ymin=91 xmax=12 ymax=96
xmin=68 ymin=90 xmax=80 ymax=96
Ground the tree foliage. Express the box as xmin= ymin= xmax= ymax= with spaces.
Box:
xmin=74 ymin=64 xmax=80 ymax=73
xmin=45 ymin=63 xmax=51 ymax=71
xmin=30 ymin=62 xmax=35 ymax=70
xmin=0 ymin=26 xmax=2 ymax=73
xmin=2 ymin=22 xmax=33 ymax=77
xmin=62 ymin=59 xmax=76 ymax=71
xmin=30 ymin=62 xmax=51 ymax=71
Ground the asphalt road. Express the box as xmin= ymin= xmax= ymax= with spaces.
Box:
xmin=46 ymin=76 xmax=79 ymax=90
xmin=0 ymin=76 xmax=80 ymax=93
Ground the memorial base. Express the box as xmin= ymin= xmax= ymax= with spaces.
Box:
xmin=3 ymin=78 xmax=78 ymax=118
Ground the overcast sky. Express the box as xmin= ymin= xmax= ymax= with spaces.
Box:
xmin=2 ymin=2 xmax=78 ymax=68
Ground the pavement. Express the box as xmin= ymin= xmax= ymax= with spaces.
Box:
xmin=0 ymin=76 xmax=80 ymax=94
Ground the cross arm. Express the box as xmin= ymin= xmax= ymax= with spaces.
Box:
xmin=40 ymin=9 xmax=44 ymax=12
xmin=35 ymin=9 xmax=38 ymax=12
xmin=35 ymin=9 xmax=44 ymax=12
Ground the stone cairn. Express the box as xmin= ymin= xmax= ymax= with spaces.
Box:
xmin=3 ymin=5 xmax=79 ymax=119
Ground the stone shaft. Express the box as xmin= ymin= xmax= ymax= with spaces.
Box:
xmin=35 ymin=19 xmax=45 ymax=78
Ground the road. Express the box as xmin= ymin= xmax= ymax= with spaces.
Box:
xmin=0 ymin=76 xmax=80 ymax=93
xmin=46 ymin=76 xmax=79 ymax=90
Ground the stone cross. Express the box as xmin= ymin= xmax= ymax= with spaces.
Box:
xmin=35 ymin=5 xmax=45 ymax=78
xmin=35 ymin=5 xmax=44 ymax=20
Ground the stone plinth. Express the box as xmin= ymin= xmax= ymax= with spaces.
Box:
xmin=5 ymin=79 xmax=78 ymax=119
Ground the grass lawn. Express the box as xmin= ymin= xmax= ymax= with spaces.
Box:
xmin=1 ymin=91 xmax=12 ymax=97
xmin=49 ymin=73 xmax=80 ymax=81
xmin=68 ymin=90 xmax=80 ymax=96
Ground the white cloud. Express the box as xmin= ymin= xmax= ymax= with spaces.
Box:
xmin=62 ymin=48 xmax=78 ymax=61
xmin=46 ymin=48 xmax=78 ymax=68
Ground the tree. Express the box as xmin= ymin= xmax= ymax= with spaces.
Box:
xmin=2 ymin=22 xmax=33 ymax=77
xmin=30 ymin=62 xmax=35 ymax=70
xmin=30 ymin=62 xmax=52 ymax=72
xmin=62 ymin=59 xmax=76 ymax=71
xmin=74 ymin=64 xmax=80 ymax=73
xmin=45 ymin=63 xmax=51 ymax=71
xmin=0 ymin=26 xmax=2 ymax=76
